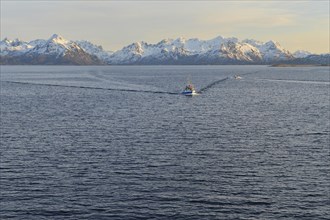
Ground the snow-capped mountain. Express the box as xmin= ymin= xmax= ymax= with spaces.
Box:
xmin=26 ymin=34 xmax=79 ymax=57
xmin=1 ymin=34 xmax=328 ymax=65
xmin=75 ymin=40 xmax=113 ymax=62
xmin=293 ymin=50 xmax=312 ymax=58
xmin=107 ymin=36 xmax=294 ymax=64
xmin=0 ymin=34 xmax=103 ymax=65
xmin=0 ymin=38 xmax=33 ymax=56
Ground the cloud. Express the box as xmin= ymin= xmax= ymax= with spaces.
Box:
xmin=202 ymin=8 xmax=297 ymax=28
xmin=1 ymin=1 xmax=329 ymax=53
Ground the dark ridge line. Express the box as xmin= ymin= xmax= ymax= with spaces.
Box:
xmin=1 ymin=81 xmax=179 ymax=95
xmin=198 ymin=77 xmax=229 ymax=93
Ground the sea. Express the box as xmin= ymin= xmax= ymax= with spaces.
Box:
xmin=0 ymin=65 xmax=329 ymax=219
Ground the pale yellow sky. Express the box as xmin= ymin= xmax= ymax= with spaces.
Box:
xmin=1 ymin=1 xmax=329 ymax=54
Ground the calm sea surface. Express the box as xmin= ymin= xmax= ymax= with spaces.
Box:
xmin=1 ymin=65 xmax=329 ymax=219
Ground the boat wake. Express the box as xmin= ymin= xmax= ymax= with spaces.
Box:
xmin=2 ymin=70 xmax=263 ymax=96
xmin=2 ymin=81 xmax=179 ymax=95
xmin=198 ymin=77 xmax=229 ymax=93
xmin=88 ymin=71 xmax=160 ymax=91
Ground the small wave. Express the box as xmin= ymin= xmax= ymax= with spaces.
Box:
xmin=244 ymin=201 xmax=272 ymax=206
xmin=189 ymin=199 xmax=232 ymax=206
xmin=288 ymin=132 xmax=328 ymax=137
xmin=189 ymin=199 xmax=272 ymax=206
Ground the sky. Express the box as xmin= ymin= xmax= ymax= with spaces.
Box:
xmin=1 ymin=0 xmax=329 ymax=53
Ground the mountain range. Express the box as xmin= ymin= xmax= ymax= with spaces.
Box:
xmin=0 ymin=34 xmax=328 ymax=65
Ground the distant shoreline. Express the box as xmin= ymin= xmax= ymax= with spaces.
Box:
xmin=270 ymin=64 xmax=329 ymax=67
xmin=1 ymin=64 xmax=329 ymax=67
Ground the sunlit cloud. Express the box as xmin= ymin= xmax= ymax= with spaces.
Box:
xmin=203 ymin=9 xmax=297 ymax=28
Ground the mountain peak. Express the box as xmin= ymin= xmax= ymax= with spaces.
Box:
xmin=49 ymin=34 xmax=62 ymax=39
xmin=48 ymin=34 xmax=69 ymax=44
xmin=158 ymin=38 xmax=173 ymax=45
xmin=174 ymin=37 xmax=186 ymax=43
xmin=213 ymin=35 xmax=224 ymax=40
xmin=265 ymin=40 xmax=280 ymax=47
xmin=208 ymin=36 xmax=225 ymax=43
xmin=293 ymin=50 xmax=312 ymax=58
xmin=243 ymin=39 xmax=263 ymax=46
xmin=2 ymin=37 xmax=11 ymax=44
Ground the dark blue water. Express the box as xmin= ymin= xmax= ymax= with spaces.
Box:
xmin=1 ymin=66 xmax=329 ymax=219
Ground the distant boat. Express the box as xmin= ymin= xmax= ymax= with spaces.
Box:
xmin=182 ymin=83 xmax=198 ymax=96
xmin=234 ymin=75 xmax=242 ymax=80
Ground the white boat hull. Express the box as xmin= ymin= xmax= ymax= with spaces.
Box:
xmin=182 ymin=91 xmax=198 ymax=96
